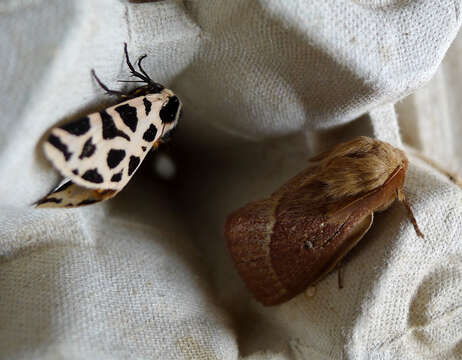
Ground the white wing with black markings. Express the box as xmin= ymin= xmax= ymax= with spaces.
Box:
xmin=37 ymin=90 xmax=181 ymax=208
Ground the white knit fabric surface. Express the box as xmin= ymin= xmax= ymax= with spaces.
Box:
xmin=0 ymin=1 xmax=461 ymax=359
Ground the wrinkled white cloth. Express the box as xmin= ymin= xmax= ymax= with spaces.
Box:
xmin=0 ymin=0 xmax=461 ymax=359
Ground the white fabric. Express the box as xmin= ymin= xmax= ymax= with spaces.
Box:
xmin=0 ymin=0 xmax=461 ymax=359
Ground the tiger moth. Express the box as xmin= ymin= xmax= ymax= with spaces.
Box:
xmin=36 ymin=43 xmax=182 ymax=208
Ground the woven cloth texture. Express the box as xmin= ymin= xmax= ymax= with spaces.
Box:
xmin=0 ymin=1 xmax=461 ymax=359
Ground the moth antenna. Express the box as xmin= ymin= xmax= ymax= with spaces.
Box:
xmin=404 ymin=146 xmax=462 ymax=189
xmin=397 ymin=189 xmax=424 ymax=238
xmin=123 ymin=42 xmax=150 ymax=83
xmin=337 ymin=262 xmax=344 ymax=289
xmin=116 ymin=80 xmax=146 ymax=83
xmin=91 ymin=69 xmax=127 ymax=97
xmin=136 ymin=54 xmax=153 ymax=83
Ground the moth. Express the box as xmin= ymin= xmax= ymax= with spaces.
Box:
xmin=36 ymin=43 xmax=182 ymax=208
xmin=224 ymin=136 xmax=423 ymax=306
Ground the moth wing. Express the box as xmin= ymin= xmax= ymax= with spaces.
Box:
xmin=36 ymin=179 xmax=117 ymax=208
xmin=226 ymin=181 xmax=389 ymax=306
xmin=43 ymin=93 xmax=171 ymax=191
xmin=226 ymin=163 xmax=408 ymax=305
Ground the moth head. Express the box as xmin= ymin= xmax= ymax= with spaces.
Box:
xmin=160 ymin=89 xmax=183 ymax=129
xmin=394 ymin=146 xmax=408 ymax=171
xmin=128 ymin=81 xmax=165 ymax=97
xmin=145 ymin=81 xmax=165 ymax=95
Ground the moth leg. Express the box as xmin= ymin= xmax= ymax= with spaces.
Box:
xmin=91 ymin=70 xmax=128 ymax=98
xmin=152 ymin=138 xmax=163 ymax=150
xmin=152 ymin=124 xmax=167 ymax=149
xmin=396 ymin=189 xmax=424 ymax=238
xmin=92 ymin=189 xmax=117 ymax=200
xmin=123 ymin=42 xmax=150 ymax=83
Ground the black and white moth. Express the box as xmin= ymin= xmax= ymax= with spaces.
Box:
xmin=36 ymin=43 xmax=182 ymax=208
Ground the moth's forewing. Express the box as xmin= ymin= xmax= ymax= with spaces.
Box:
xmin=225 ymin=165 xmax=407 ymax=306
xmin=43 ymin=93 xmax=170 ymax=191
xmin=225 ymin=198 xmax=281 ymax=302
xmin=40 ymin=90 xmax=181 ymax=208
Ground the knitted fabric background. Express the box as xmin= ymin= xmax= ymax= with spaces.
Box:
xmin=0 ymin=1 xmax=461 ymax=359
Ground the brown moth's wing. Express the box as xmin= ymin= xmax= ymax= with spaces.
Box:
xmin=225 ymin=198 xmax=284 ymax=303
xmin=226 ymin=193 xmax=375 ymax=306
xmin=225 ymin=165 xmax=406 ymax=306
xmin=36 ymin=179 xmax=117 ymax=208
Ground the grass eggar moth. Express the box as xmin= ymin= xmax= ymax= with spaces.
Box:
xmin=224 ymin=136 xmax=423 ymax=306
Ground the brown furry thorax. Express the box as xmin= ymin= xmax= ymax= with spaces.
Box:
xmin=293 ymin=136 xmax=408 ymax=203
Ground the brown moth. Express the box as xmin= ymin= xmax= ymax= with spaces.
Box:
xmin=224 ymin=136 xmax=423 ymax=306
